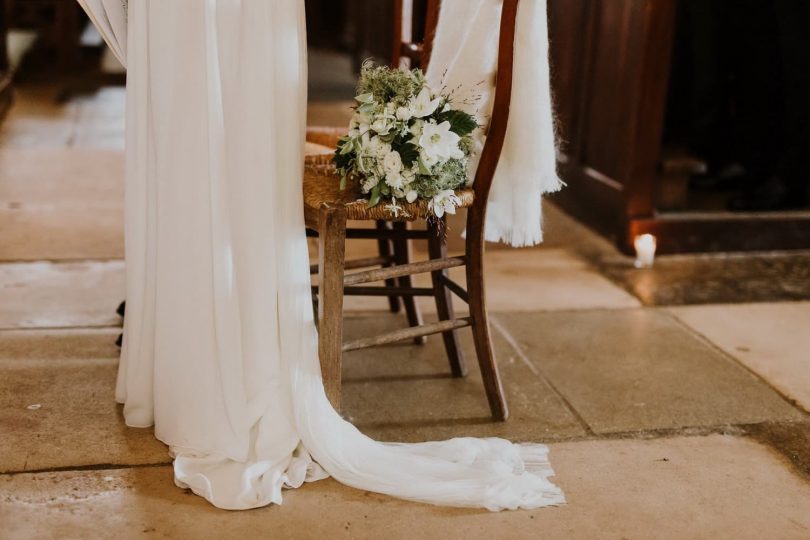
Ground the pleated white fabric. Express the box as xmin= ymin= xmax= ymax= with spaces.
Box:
xmin=76 ymin=0 xmax=127 ymax=65
xmin=427 ymin=0 xmax=561 ymax=247
xmin=79 ymin=0 xmax=565 ymax=511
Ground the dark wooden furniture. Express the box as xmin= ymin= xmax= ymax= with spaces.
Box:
xmin=304 ymin=0 xmax=520 ymax=421
xmin=0 ymin=0 xmax=12 ymax=121
xmin=548 ymin=0 xmax=810 ymax=254
xmin=346 ymin=0 xmax=397 ymax=70
xmin=4 ymin=0 xmax=83 ymax=74
xmin=4 ymin=0 xmax=125 ymax=99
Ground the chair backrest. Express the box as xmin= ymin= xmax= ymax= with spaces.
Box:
xmin=392 ymin=0 xmax=520 ymax=236
xmin=391 ymin=0 xmax=440 ymax=70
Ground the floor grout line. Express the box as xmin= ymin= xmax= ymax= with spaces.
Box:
xmin=1 ymin=461 xmax=172 ymax=477
xmin=663 ymin=311 xmax=810 ymax=418
xmin=0 ymin=324 xmax=122 ymax=332
xmin=0 ymin=258 xmax=125 ymax=265
xmin=5 ymin=421 xmax=809 ymax=478
xmin=490 ymin=313 xmax=596 ymax=436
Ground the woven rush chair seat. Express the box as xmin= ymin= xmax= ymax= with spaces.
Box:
xmin=303 ymin=154 xmax=475 ymax=222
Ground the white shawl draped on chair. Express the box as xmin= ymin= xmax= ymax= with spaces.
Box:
xmin=427 ymin=0 xmax=560 ymax=247
xmin=77 ymin=0 xmax=564 ymax=511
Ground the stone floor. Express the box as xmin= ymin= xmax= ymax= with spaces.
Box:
xmin=2 ymin=73 xmax=810 ymax=539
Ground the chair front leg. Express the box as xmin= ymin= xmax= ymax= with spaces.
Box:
xmin=317 ymin=206 xmax=347 ymax=411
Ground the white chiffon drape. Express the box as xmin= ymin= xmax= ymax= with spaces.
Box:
xmin=427 ymin=0 xmax=561 ymax=247
xmin=78 ymin=0 xmax=565 ymax=511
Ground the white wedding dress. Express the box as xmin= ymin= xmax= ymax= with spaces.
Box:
xmin=80 ymin=0 xmax=564 ymax=511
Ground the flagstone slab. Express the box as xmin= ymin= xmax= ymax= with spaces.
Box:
xmin=0 ymin=329 xmax=169 ymax=473
xmin=495 ymin=309 xmax=804 ymax=434
xmin=451 ymin=249 xmax=640 ymax=312
xmin=0 ymin=85 xmax=126 ymax=150
xmin=0 ymin=148 xmax=125 ymax=261
xmin=2 ymin=435 xmax=809 ymax=540
xmin=0 ymin=314 xmax=583 ymax=474
xmin=342 ymin=314 xmax=586 ymax=442
xmin=0 ymin=261 xmax=125 ymax=329
xmin=669 ymin=302 xmax=810 ymax=412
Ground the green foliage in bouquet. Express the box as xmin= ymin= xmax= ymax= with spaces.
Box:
xmin=333 ymin=62 xmax=479 ymax=218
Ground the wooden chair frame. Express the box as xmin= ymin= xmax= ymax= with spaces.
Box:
xmin=306 ymin=0 xmax=520 ymax=421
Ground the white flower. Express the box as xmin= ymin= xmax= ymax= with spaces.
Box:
xmin=419 ymin=121 xmax=464 ymax=163
xmin=383 ymin=151 xmax=403 ymax=174
xmin=385 ymin=171 xmax=405 ymax=190
xmin=367 ymin=136 xmax=391 ymax=159
xmin=396 ymin=106 xmax=412 ymax=122
xmin=384 ymin=198 xmax=410 ymax=219
xmin=406 ymin=190 xmax=418 ymax=203
xmin=409 ymin=87 xmax=442 ymax=118
xmin=428 ymin=190 xmax=461 ymax=218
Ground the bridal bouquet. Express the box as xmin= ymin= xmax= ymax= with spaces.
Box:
xmin=333 ymin=62 xmax=479 ymax=219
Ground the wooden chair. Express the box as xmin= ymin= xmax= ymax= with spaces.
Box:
xmin=305 ymin=0 xmax=520 ymax=421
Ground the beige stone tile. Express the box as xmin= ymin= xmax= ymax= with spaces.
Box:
xmin=2 ymin=435 xmax=809 ymax=539
xmin=0 ymin=148 xmax=125 ymax=261
xmin=0 ymin=209 xmax=124 ymax=262
xmin=495 ymin=309 xmax=804 ymax=433
xmin=446 ymin=248 xmax=640 ymax=312
xmin=0 ymin=329 xmax=169 ymax=473
xmin=0 ymin=88 xmax=78 ymax=148
xmin=0 ymin=149 xmax=124 ymax=201
xmin=0 ymin=261 xmax=125 ymax=329
xmin=669 ymin=302 xmax=810 ymax=412
xmin=0 ymin=118 xmax=76 ymax=148
xmin=0 ymin=85 xmax=126 ymax=150
xmin=342 ymin=314 xmax=586 ymax=442
xmin=71 ymin=128 xmax=125 ymax=150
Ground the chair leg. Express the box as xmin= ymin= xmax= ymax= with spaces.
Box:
xmin=427 ymin=220 xmax=467 ymax=377
xmin=317 ymin=206 xmax=347 ymax=411
xmin=466 ymin=246 xmax=509 ymax=421
xmin=392 ymin=221 xmax=426 ymax=344
xmin=376 ymin=220 xmax=401 ymax=313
